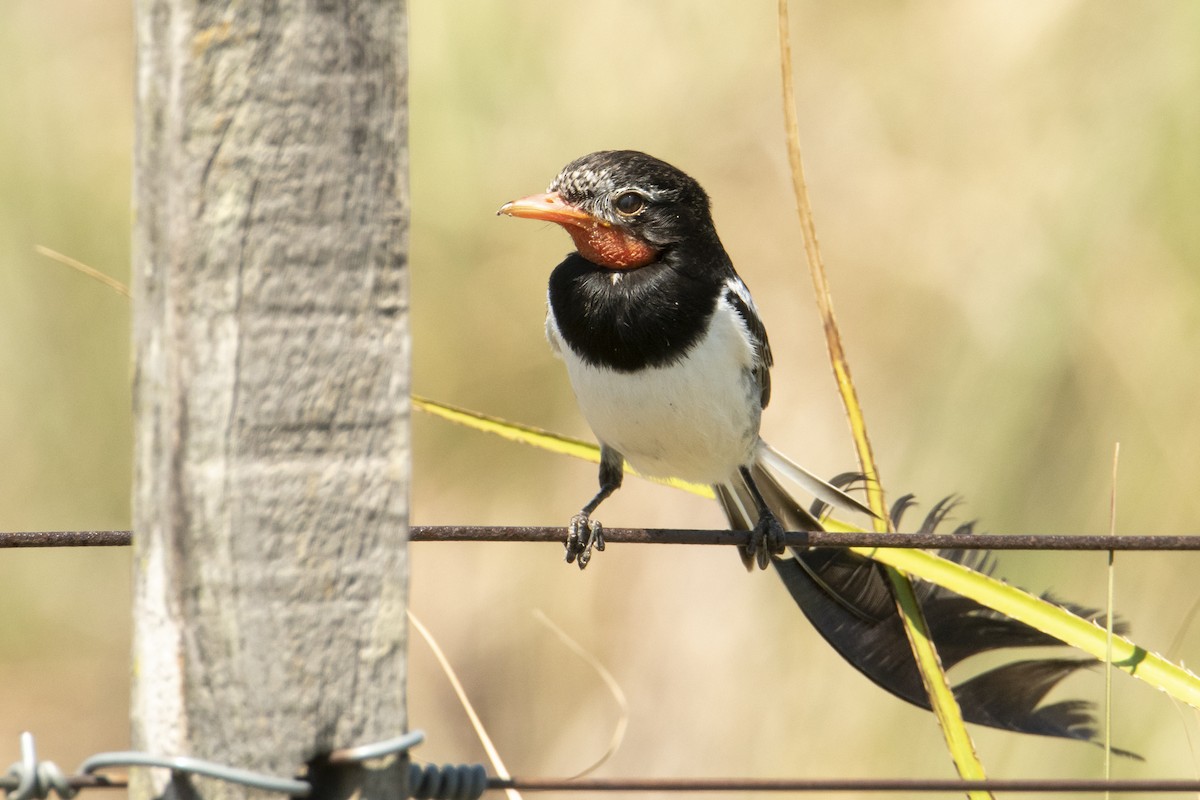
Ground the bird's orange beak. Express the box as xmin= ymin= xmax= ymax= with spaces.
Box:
xmin=497 ymin=192 xmax=595 ymax=226
xmin=498 ymin=191 xmax=658 ymax=270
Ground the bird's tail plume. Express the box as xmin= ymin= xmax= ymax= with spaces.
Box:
xmin=716 ymin=462 xmax=1136 ymax=756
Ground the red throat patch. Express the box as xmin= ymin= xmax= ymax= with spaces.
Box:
xmin=563 ymin=219 xmax=658 ymax=270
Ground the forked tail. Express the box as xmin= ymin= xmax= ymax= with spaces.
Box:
xmin=715 ymin=446 xmax=1136 ymax=755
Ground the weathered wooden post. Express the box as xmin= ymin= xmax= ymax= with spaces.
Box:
xmin=131 ymin=2 xmax=409 ymax=798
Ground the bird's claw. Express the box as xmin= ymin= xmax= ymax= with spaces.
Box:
xmin=566 ymin=513 xmax=605 ymax=569
xmin=747 ymin=512 xmax=787 ymax=570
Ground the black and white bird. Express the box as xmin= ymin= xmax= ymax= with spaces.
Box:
xmin=499 ymin=149 xmax=871 ymax=570
xmin=499 ymin=150 xmax=1132 ymax=752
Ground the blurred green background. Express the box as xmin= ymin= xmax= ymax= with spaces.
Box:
xmin=3 ymin=0 xmax=1199 ymax=793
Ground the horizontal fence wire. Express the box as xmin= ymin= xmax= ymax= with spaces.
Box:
xmin=496 ymin=776 xmax=1200 ymax=794
xmin=0 ymin=530 xmax=132 ymax=548
xmin=2 ymin=527 xmax=1199 ymax=550
xmin=409 ymin=527 xmax=1200 ymax=550
xmin=8 ymin=771 xmax=1200 ymax=796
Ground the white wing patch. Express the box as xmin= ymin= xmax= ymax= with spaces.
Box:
xmin=720 ymin=275 xmax=773 ymax=408
xmin=545 ymin=299 xmax=563 ymax=357
xmin=724 ymin=276 xmax=759 ymax=319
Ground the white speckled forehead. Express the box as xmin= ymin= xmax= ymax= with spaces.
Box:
xmin=548 ymin=151 xmax=684 ymax=207
xmin=549 ymin=163 xmax=613 ymax=201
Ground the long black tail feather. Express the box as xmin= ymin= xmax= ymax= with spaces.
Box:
xmin=716 ymin=468 xmax=1136 ymax=756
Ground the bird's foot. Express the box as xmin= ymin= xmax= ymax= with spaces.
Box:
xmin=747 ymin=511 xmax=787 ymax=570
xmin=566 ymin=513 xmax=605 ymax=569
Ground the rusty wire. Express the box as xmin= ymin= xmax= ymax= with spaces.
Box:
xmin=9 ymin=771 xmax=1200 ymax=796
xmin=494 ymin=776 xmax=1200 ymax=794
xmin=409 ymin=526 xmax=1200 ymax=550
xmin=2 ymin=527 xmax=1199 ymax=551
xmin=0 ymin=530 xmax=132 ymax=548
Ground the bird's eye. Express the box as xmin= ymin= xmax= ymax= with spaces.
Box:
xmin=614 ymin=191 xmax=646 ymax=216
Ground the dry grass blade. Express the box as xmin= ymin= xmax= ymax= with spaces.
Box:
xmin=1106 ymin=443 xmax=1120 ymax=787
xmin=532 ymin=610 xmax=629 ymax=780
xmin=408 ymin=610 xmax=523 ymax=800
xmin=773 ymin=10 xmax=882 ymax=518
xmin=34 ymin=245 xmax=131 ymax=297
xmin=775 ymin=1 xmax=989 ymax=794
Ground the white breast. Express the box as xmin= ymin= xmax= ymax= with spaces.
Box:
xmin=547 ymin=298 xmax=763 ymax=485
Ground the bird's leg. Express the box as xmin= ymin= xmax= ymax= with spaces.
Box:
xmin=568 ymin=447 xmax=624 ymax=569
xmin=738 ymin=465 xmax=787 ymax=570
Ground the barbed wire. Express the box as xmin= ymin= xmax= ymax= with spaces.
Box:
xmin=2 ymin=527 xmax=1198 ymax=551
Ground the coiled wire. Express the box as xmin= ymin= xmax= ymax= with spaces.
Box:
xmin=407 ymin=763 xmax=488 ymax=800
xmin=4 ymin=734 xmax=76 ymax=800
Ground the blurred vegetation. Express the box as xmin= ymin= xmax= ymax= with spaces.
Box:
xmin=2 ymin=0 xmax=1199 ymax=789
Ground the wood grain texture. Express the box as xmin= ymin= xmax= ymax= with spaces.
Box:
xmin=132 ymin=2 xmax=409 ymax=797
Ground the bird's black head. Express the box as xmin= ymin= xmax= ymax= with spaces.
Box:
xmin=549 ymin=151 xmax=718 ymax=249
xmin=499 ymin=150 xmax=721 ymax=270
